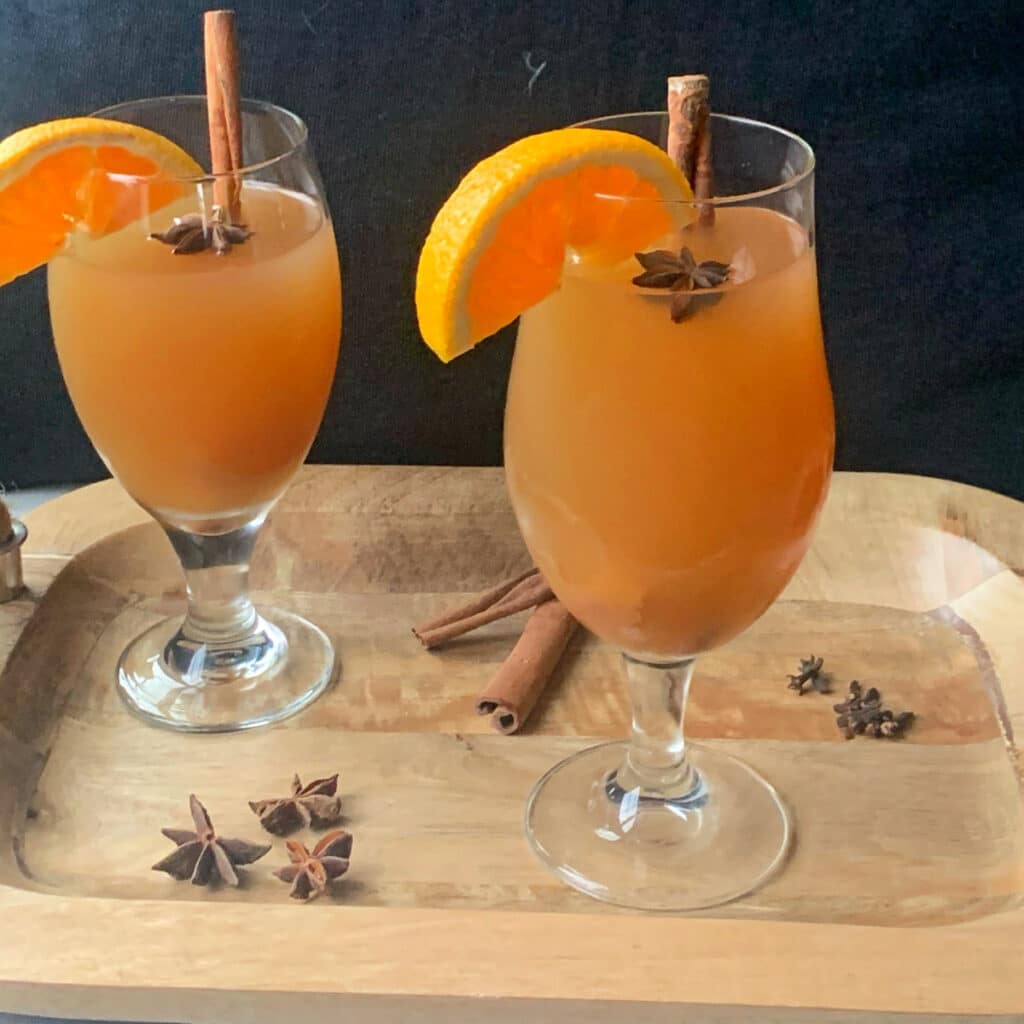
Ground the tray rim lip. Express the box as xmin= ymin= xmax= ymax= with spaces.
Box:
xmin=0 ymin=893 xmax=1023 ymax=1014
xmin=3 ymin=466 xmax=1024 ymax=1015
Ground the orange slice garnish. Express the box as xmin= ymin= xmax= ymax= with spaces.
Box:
xmin=0 ymin=117 xmax=203 ymax=286
xmin=415 ymin=128 xmax=692 ymax=362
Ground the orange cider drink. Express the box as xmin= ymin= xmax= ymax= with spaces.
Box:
xmin=0 ymin=60 xmax=341 ymax=731
xmin=415 ymin=106 xmax=831 ymax=910
xmin=48 ymin=183 xmax=340 ymax=523
xmin=505 ymin=205 xmax=833 ymax=657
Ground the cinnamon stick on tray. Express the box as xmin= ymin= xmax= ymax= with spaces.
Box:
xmin=413 ymin=569 xmax=578 ymax=734
xmin=413 ymin=568 xmax=553 ymax=649
xmin=476 ymin=599 xmax=578 ymax=735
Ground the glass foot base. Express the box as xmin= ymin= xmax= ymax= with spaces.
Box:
xmin=116 ymin=607 xmax=335 ymax=733
xmin=525 ymin=741 xmax=790 ymax=910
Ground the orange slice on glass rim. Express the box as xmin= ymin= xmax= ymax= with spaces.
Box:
xmin=0 ymin=117 xmax=203 ymax=287
xmin=415 ymin=127 xmax=693 ymax=363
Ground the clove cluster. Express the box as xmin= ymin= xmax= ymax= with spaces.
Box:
xmin=786 ymin=658 xmax=916 ymax=740
xmin=833 ymin=680 xmax=915 ymax=740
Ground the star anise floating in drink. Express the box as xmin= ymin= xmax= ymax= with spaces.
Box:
xmin=632 ymin=245 xmax=730 ymax=322
xmin=152 ymin=794 xmax=270 ymax=886
xmin=149 ymin=205 xmax=252 ymax=255
xmin=275 ymin=830 xmax=354 ymax=901
xmin=249 ymin=773 xmax=343 ymax=836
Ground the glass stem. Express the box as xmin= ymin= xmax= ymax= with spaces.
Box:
xmin=616 ymin=654 xmax=703 ymax=801
xmin=165 ymin=520 xmax=261 ymax=643
xmin=160 ymin=518 xmax=280 ymax=682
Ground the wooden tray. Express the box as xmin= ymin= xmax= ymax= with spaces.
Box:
xmin=1 ymin=466 xmax=1022 ymax=1022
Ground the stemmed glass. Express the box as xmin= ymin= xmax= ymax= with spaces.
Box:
xmin=46 ymin=97 xmax=341 ymax=732
xmin=504 ymin=113 xmax=833 ymax=908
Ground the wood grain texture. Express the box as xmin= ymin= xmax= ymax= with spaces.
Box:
xmin=1 ymin=466 xmax=1022 ymax=1021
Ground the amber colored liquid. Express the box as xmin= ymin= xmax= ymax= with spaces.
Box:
xmin=48 ymin=184 xmax=341 ymax=523
xmin=505 ymin=207 xmax=834 ymax=657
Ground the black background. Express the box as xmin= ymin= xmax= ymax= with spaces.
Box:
xmin=2 ymin=0 xmax=1022 ymax=496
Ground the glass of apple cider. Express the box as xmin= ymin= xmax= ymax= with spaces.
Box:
xmin=47 ymin=97 xmax=341 ymax=733
xmin=505 ymin=113 xmax=832 ymax=909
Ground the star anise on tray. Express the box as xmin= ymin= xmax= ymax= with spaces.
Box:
xmin=249 ymin=773 xmax=343 ymax=836
xmin=632 ymin=246 xmax=730 ymax=322
xmin=275 ymin=830 xmax=354 ymax=901
xmin=153 ymin=794 xmax=270 ymax=886
xmin=787 ymin=655 xmax=831 ymax=695
xmin=833 ymin=680 xmax=915 ymax=739
xmin=149 ymin=205 xmax=252 ymax=255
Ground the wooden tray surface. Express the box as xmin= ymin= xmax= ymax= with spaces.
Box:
xmin=0 ymin=466 xmax=1022 ymax=1021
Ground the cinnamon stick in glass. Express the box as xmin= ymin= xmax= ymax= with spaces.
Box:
xmin=667 ymin=73 xmax=714 ymax=227
xmin=204 ymin=9 xmax=244 ymax=220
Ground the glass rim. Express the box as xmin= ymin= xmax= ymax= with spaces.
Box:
xmin=571 ymin=111 xmax=816 ymax=206
xmin=89 ymin=95 xmax=309 ymax=183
